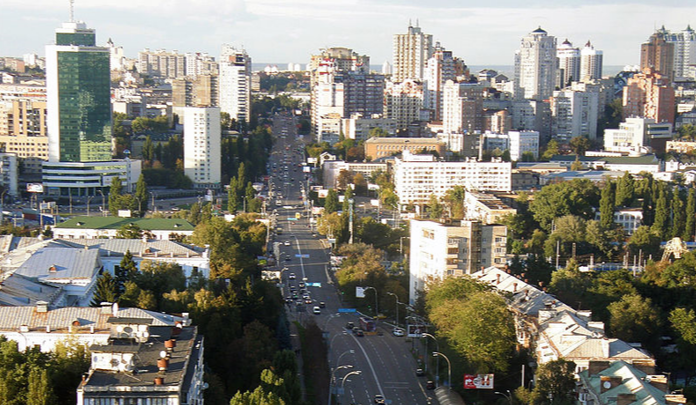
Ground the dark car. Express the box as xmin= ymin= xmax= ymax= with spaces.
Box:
xmin=319 ymin=301 xmax=326 ymax=308
xmin=346 ymin=322 xmax=355 ymax=330
xmin=374 ymin=394 xmax=385 ymax=404
xmin=426 ymin=381 xmax=435 ymax=390
xmin=416 ymin=368 xmax=425 ymax=376
xmin=352 ymin=327 xmax=364 ymax=337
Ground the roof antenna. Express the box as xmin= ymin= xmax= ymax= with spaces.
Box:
xmin=69 ymin=0 xmax=75 ymax=22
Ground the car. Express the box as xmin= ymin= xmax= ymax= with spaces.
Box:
xmin=426 ymin=381 xmax=435 ymax=390
xmin=374 ymin=395 xmax=385 ymax=404
xmin=319 ymin=301 xmax=326 ymax=308
xmin=285 ymin=257 xmax=291 ymax=262
xmin=284 ymin=240 xmax=291 ymax=246
xmin=416 ymin=368 xmax=425 ymax=377
xmin=346 ymin=322 xmax=355 ymax=330
xmin=298 ymin=282 xmax=305 ymax=288
xmin=305 ymin=298 xmax=313 ymax=304
xmin=289 ymin=273 xmax=296 ymax=280
xmin=302 ymin=294 xmax=310 ymax=300
xmin=313 ymin=306 xmax=321 ymax=314
xmin=392 ymin=328 xmax=405 ymax=337
xmin=352 ymin=327 xmax=364 ymax=337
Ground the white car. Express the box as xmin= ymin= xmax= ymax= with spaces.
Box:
xmin=313 ymin=306 xmax=321 ymax=315
xmin=392 ymin=328 xmax=405 ymax=337
xmin=289 ymin=273 xmax=296 ymax=280
xmin=284 ymin=240 xmax=291 ymax=246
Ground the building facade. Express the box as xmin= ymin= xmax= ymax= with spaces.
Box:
xmin=514 ymin=27 xmax=557 ymax=101
xmin=623 ymin=69 xmax=675 ymax=124
xmin=383 ymin=79 xmax=425 ymax=130
xmin=183 ymin=107 xmax=221 ymax=189
xmin=341 ymin=113 xmax=396 ymax=142
xmin=641 ymin=31 xmax=675 ymax=82
xmin=662 ymin=25 xmax=696 ymax=80
xmin=393 ymin=23 xmax=433 ymax=82
xmin=557 ymin=39 xmax=580 ymax=87
xmin=364 ymin=137 xmax=446 ymax=160
xmin=219 ymin=45 xmax=251 ymax=124
xmin=551 ymin=88 xmax=600 ymax=140
xmin=0 ymin=99 xmax=48 ymax=176
xmin=442 ymin=81 xmax=484 ymax=134
xmin=580 ymin=41 xmax=603 ymax=82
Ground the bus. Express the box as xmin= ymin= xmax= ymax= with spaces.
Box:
xmin=359 ymin=317 xmax=376 ymax=332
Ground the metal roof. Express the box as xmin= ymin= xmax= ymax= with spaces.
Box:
xmin=14 ymin=247 xmax=100 ymax=281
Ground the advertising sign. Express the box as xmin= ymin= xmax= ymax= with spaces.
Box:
xmin=407 ymin=324 xmax=426 ymax=338
xmin=463 ymin=374 xmax=494 ymax=390
xmin=356 ymin=286 xmax=366 ymax=298
xmin=27 ymin=183 xmax=44 ymax=193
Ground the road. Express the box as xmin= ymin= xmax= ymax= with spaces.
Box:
xmin=267 ymin=114 xmax=436 ymax=405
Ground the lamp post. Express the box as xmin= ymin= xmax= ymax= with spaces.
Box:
xmin=86 ymin=195 xmax=94 ymax=216
xmin=386 ymin=292 xmax=399 ymax=327
xmin=97 ymin=190 xmax=106 ymax=216
xmin=335 ymin=349 xmax=354 ymax=370
xmin=421 ymin=333 xmax=438 ymax=379
xmin=329 ymin=364 xmax=353 ymax=405
xmin=363 ymin=286 xmax=378 ymax=318
xmin=432 ymin=351 xmax=451 ymax=390
xmin=339 ymin=370 xmax=362 ymax=405
xmin=495 ymin=390 xmax=513 ymax=405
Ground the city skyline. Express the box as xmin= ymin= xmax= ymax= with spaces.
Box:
xmin=2 ymin=0 xmax=695 ymax=68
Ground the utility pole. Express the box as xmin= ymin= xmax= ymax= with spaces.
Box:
xmin=348 ymin=198 xmax=354 ymax=244
xmin=555 ymin=240 xmax=560 ymax=269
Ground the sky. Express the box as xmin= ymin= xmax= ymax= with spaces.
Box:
xmin=1 ymin=0 xmax=695 ymax=68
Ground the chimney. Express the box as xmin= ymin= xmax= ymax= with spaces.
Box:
xmin=617 ymin=394 xmax=636 ymax=405
xmin=646 ymin=375 xmax=668 ymax=393
xmin=512 ymin=282 xmax=517 ymax=292
xmin=157 ymin=358 xmax=169 ymax=371
xmin=100 ymin=302 xmax=112 ymax=314
xmin=154 ymin=377 xmax=164 ymax=385
xmin=588 ymin=361 xmax=610 ymax=376
xmin=112 ymin=302 xmax=119 ymax=317
xmin=49 ymin=265 xmax=57 ymax=273
xmin=46 ymin=325 xmax=51 ymax=333
xmin=36 ymin=301 xmax=48 ymax=313
xmin=164 ymin=339 xmax=176 ymax=350
xmin=496 ymin=274 xmax=500 ymax=284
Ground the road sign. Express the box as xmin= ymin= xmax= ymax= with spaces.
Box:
xmin=286 ymin=217 xmax=298 ymax=221
xmin=295 ymin=254 xmax=310 ymax=258
xmin=338 ymin=308 xmax=357 ymax=313
xmin=307 ymin=282 xmax=322 ymax=287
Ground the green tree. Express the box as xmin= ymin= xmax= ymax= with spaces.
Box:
xmin=115 ymin=250 xmax=138 ymax=293
xmin=608 ymin=294 xmax=663 ymax=350
xmin=115 ymin=223 xmax=143 ymax=239
xmin=669 ymin=307 xmax=696 ymax=345
xmin=670 ymin=188 xmax=686 ymax=239
xmin=342 ymin=186 xmax=354 ymax=214
xmin=532 ymin=359 xmax=577 ymax=405
xmin=570 ymin=158 xmax=584 ymax=171
xmin=26 ymin=367 xmax=53 ymax=405
xmin=108 ymin=176 xmax=124 ymax=216
xmin=683 ymin=187 xmax=695 ymax=241
xmin=615 ymin=172 xmax=635 ymax=208
xmin=427 ymin=194 xmax=443 ymax=220
xmin=627 ymin=225 xmax=661 ymax=259
xmin=134 ymin=174 xmax=148 ymax=216
xmin=324 ymin=188 xmax=339 ymax=214
xmin=570 ymin=136 xmax=591 ymax=155
xmin=245 ymin=182 xmax=256 ymax=212
xmin=541 ymin=139 xmax=560 ymax=161
xmin=548 ymin=260 xmax=592 ymax=309
xmin=599 ymin=181 xmax=616 ymax=230
xmin=651 ymin=185 xmax=670 ymax=240
xmin=529 ymin=179 xmax=599 ymax=232
xmin=228 ymin=177 xmax=240 ymax=213
xmin=90 ymin=272 xmax=118 ymax=306
xmin=444 ymin=185 xmax=465 ymax=220
xmin=142 ymin=135 xmax=154 ymax=162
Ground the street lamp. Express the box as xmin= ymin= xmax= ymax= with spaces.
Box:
xmin=335 ymin=349 xmax=354 ymax=369
xmin=432 ymin=351 xmax=452 ymax=390
xmin=339 ymin=370 xmax=362 ymax=405
xmin=386 ymin=292 xmax=400 ymax=326
xmin=97 ymin=190 xmax=106 ymax=216
xmin=331 ymin=364 xmax=353 ymax=385
xmin=362 ymin=286 xmax=378 ymax=318
xmin=86 ymin=195 xmax=94 ymax=216
xmin=495 ymin=390 xmax=513 ymax=405
xmin=422 ymin=333 xmax=439 ymax=379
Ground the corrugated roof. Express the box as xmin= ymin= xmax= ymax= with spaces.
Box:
xmin=55 ymin=216 xmax=195 ymax=231
xmin=57 ymin=238 xmax=203 ymax=257
xmin=14 ymin=247 xmax=100 ymax=281
xmin=579 ymin=361 xmax=668 ymax=405
xmin=0 ymin=306 xmax=182 ymax=331
xmin=0 ymin=273 xmax=62 ymax=306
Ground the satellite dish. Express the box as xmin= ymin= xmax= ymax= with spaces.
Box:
xmin=116 ymin=325 xmax=124 ymax=333
xmin=160 ymin=351 xmax=167 ymax=359
xmin=603 ymin=381 xmax=611 ymax=389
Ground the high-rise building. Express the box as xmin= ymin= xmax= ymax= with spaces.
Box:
xmin=640 ymin=31 xmax=675 ymax=82
xmin=383 ymin=79 xmax=425 ymax=130
xmin=442 ymin=81 xmax=484 ymax=134
xmin=172 ymin=75 xmax=218 ymax=108
xmin=393 ymin=22 xmax=433 ymax=82
xmin=46 ymin=21 xmax=111 ymax=163
xmin=580 ymin=41 xmax=603 ymax=81
xmin=660 ymin=25 xmax=696 ymax=80
xmin=424 ymin=44 xmax=459 ymax=122
xmin=408 ymin=219 xmax=507 ymax=304
xmin=556 ymin=39 xmax=580 ymax=88
xmin=184 ymin=107 xmax=221 ymax=189
xmin=137 ymin=49 xmax=187 ymax=78
xmin=219 ymin=45 xmax=251 ymax=124
xmin=514 ymin=27 xmax=557 ymax=101
xmin=550 ymin=87 xmax=600 ymax=140
xmin=0 ymin=99 xmax=48 ymax=176
xmin=623 ymin=69 xmax=675 ymax=124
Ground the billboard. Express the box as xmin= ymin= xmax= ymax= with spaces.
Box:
xmin=27 ymin=183 xmax=44 ymax=193
xmin=356 ymin=286 xmax=366 ymax=298
xmin=463 ymin=374 xmax=494 ymax=390
xmin=407 ymin=324 xmax=426 ymax=338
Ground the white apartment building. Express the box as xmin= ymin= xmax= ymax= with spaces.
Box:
xmin=341 ymin=113 xmax=396 ymax=142
xmin=557 ymin=39 xmax=580 ymax=87
xmin=442 ymin=81 xmax=483 ymax=134
xmin=0 ymin=153 xmax=18 ymax=197
xmin=424 ymin=45 xmax=458 ymax=121
xmin=219 ymin=45 xmax=251 ymax=123
xmin=322 ymin=160 xmax=388 ymax=189
xmin=593 ymin=208 xmax=643 ymax=236
xmin=580 ymin=41 xmax=603 ymax=82
xmin=508 ymin=130 xmax=540 ymax=161
xmin=604 ymin=117 xmax=672 ymax=153
xmin=551 ymin=88 xmax=600 ymax=140
xmin=384 ymin=79 xmax=425 ymax=130
xmin=514 ymin=27 xmax=557 ymax=101
xmin=393 ymin=150 xmax=511 ymax=209
xmin=42 ymin=159 xmax=142 ymax=197
xmin=316 ymin=112 xmax=343 ymax=145
xmin=463 ymin=191 xmax=516 ymax=224
xmin=184 ymin=107 xmax=221 ymax=189
xmin=661 ymin=25 xmax=696 ymax=80
xmin=393 ymin=23 xmax=433 ymax=82
xmin=409 ymin=219 xmax=507 ymax=304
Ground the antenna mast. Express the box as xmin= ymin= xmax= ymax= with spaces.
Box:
xmin=69 ymin=0 xmax=75 ymax=22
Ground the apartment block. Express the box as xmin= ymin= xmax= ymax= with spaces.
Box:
xmin=341 ymin=113 xmax=396 ymax=142
xmin=623 ymin=69 xmax=675 ymax=124
xmin=580 ymin=41 xmax=603 ymax=82
xmin=463 ymin=191 xmax=516 ymax=224
xmin=219 ymin=45 xmax=251 ymax=124
xmin=0 ymin=99 xmax=48 ymax=175
xmin=604 ymin=117 xmax=672 ymax=153
xmin=393 ymin=23 xmax=433 ymax=82
xmin=442 ymin=81 xmax=484 ymax=134
xmin=408 ymin=219 xmax=507 ymax=304
xmin=393 ymin=150 xmax=511 ymax=209
xmin=514 ymin=27 xmax=557 ymax=101
xmin=384 ymin=79 xmax=425 ymax=130
xmin=183 ymin=107 xmax=221 ymax=189
xmin=557 ymin=39 xmax=580 ymax=87
xmin=551 ymin=87 xmax=600 ymax=140
xmin=364 ymin=137 xmax=446 ymax=160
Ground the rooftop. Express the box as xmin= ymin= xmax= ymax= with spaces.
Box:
xmin=55 ymin=216 xmax=195 ymax=232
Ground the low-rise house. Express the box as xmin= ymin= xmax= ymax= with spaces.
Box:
xmin=463 ymin=191 xmax=516 ymax=224
xmin=53 ymin=216 xmax=195 ymax=240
